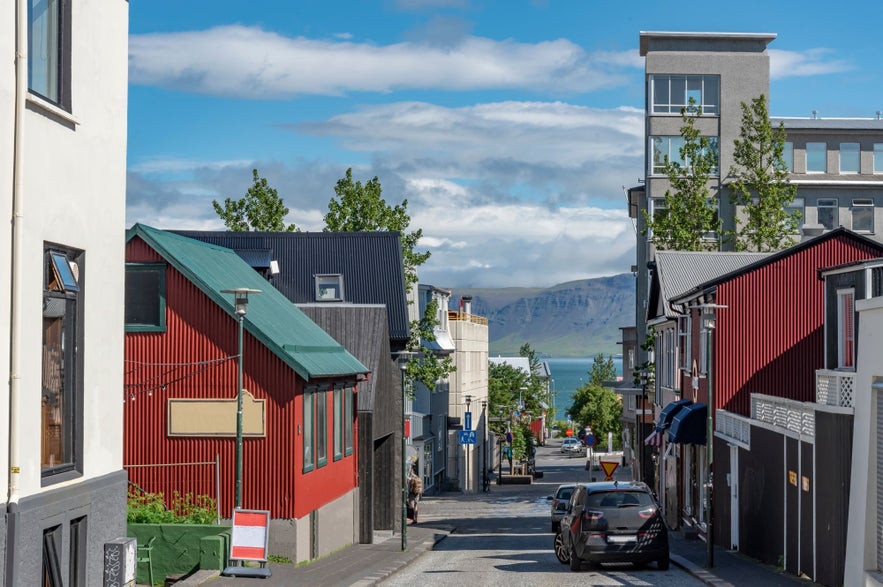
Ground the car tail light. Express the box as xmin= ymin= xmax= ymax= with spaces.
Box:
xmin=583 ymin=509 xmax=604 ymax=523
xmin=552 ymin=499 xmax=560 ymax=508
xmin=638 ymin=506 xmax=657 ymax=519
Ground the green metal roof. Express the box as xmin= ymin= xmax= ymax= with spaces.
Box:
xmin=127 ymin=224 xmax=369 ymax=380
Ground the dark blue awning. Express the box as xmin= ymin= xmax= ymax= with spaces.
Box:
xmin=668 ymin=403 xmax=707 ymax=445
xmin=656 ymin=399 xmax=692 ymax=431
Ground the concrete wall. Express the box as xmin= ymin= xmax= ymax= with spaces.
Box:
xmin=290 ymin=488 xmax=357 ymax=564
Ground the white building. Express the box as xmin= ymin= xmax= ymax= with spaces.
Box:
xmin=1 ymin=0 xmax=129 ymax=582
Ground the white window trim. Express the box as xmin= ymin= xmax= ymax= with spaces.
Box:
xmin=873 ymin=144 xmax=883 ymax=174
xmin=851 ymin=199 xmax=875 ymax=233
xmin=839 ymin=143 xmax=860 ymax=174
xmin=806 ymin=143 xmax=827 ymax=174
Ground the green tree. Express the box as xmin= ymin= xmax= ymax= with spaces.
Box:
xmin=324 ymin=168 xmax=430 ymax=291
xmin=519 ymin=343 xmax=551 ymax=419
xmin=212 ymin=169 xmax=298 ymax=232
xmin=487 ymin=362 xmax=528 ymax=435
xmin=729 ymin=94 xmax=800 ymax=252
xmin=566 ymin=354 xmax=623 ymax=448
xmin=643 ymin=100 xmax=722 ymax=251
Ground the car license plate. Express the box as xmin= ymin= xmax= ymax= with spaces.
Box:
xmin=607 ymin=535 xmax=636 ymax=543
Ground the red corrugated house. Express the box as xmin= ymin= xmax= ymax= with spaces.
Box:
xmin=662 ymin=228 xmax=883 ymax=582
xmin=124 ymin=224 xmax=369 ymax=563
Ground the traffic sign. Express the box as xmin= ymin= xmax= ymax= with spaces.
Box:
xmin=458 ymin=430 xmax=477 ymax=444
xmin=584 ymin=434 xmax=596 ymax=447
xmin=600 ymin=460 xmax=619 ymax=481
xmin=464 ymin=411 xmax=472 ymax=431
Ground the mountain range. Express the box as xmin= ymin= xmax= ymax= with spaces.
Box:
xmin=447 ymin=273 xmax=636 ymax=358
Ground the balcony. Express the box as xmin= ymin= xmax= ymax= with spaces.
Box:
xmin=448 ymin=311 xmax=488 ymax=325
xmin=816 ymin=369 xmax=855 ymax=408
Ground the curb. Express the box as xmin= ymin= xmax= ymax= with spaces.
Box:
xmin=354 ymin=527 xmax=453 ymax=587
xmin=671 ymin=554 xmax=735 ymax=587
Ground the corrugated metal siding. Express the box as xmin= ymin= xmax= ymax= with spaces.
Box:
xmin=175 ymin=231 xmax=411 ymax=342
xmin=716 ymin=236 xmax=883 ymax=416
xmin=125 ymin=238 xmax=359 ymax=520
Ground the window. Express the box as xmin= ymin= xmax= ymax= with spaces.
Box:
xmin=651 ymin=75 xmax=720 ymax=115
xmin=125 ymin=264 xmax=166 ymax=331
xmin=840 ymin=143 xmax=860 ymax=174
xmin=316 ymin=390 xmax=327 ymax=467
xmin=69 ymin=516 xmax=87 ymax=587
xmin=783 ymin=142 xmax=794 ymax=172
xmin=627 ymin=348 xmax=635 ymax=371
xmin=314 ymin=274 xmax=343 ymax=301
xmin=627 ymin=395 xmax=636 ymax=411
xmin=818 ymin=198 xmax=839 ymax=229
xmin=875 ymin=144 xmax=883 ymax=173
xmin=303 ymin=391 xmax=314 ymax=472
xmin=43 ymin=246 xmax=83 ymax=481
xmin=806 ymin=143 xmax=827 ymax=173
xmin=650 ymin=136 xmax=719 ymax=176
xmin=43 ymin=525 xmax=63 ymax=587
xmin=28 ymin=0 xmax=71 ymax=110
xmin=785 ymin=197 xmax=804 ymax=230
xmin=333 ymin=388 xmax=342 ymax=461
xmin=837 ymin=289 xmax=855 ymax=369
xmin=678 ymin=317 xmax=689 ymax=370
xmin=344 ymin=387 xmax=354 ymax=456
xmin=852 ymin=199 xmax=875 ymax=233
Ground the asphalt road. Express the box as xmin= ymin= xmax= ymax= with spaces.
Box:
xmin=378 ymin=438 xmax=705 ymax=587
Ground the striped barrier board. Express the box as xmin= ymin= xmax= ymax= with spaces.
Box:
xmin=221 ymin=509 xmax=272 ymax=579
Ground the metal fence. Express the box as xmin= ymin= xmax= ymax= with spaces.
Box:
xmin=125 ymin=456 xmax=222 ymax=524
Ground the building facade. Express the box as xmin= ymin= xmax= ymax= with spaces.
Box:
xmin=1 ymin=1 xmax=130 ymax=583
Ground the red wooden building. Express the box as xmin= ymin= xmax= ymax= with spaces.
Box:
xmin=124 ymin=225 xmax=369 ymax=562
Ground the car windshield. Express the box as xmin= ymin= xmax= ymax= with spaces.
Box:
xmin=587 ymin=491 xmax=653 ymax=509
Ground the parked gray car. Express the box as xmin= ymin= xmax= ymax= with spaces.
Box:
xmin=548 ymin=483 xmax=577 ymax=532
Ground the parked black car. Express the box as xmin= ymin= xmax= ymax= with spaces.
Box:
xmin=554 ymin=481 xmax=669 ymax=571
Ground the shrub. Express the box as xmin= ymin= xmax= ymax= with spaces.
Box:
xmin=127 ymin=491 xmax=217 ymax=524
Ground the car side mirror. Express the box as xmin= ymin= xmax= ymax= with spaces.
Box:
xmin=547 ymin=495 xmax=553 ymax=501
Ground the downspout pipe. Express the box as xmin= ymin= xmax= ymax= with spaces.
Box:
xmin=9 ymin=0 xmax=27 ymax=509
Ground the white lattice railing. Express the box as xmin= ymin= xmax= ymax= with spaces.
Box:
xmin=715 ymin=410 xmax=750 ymax=447
xmin=816 ymin=369 xmax=855 ymax=408
xmin=751 ymin=394 xmax=815 ymax=437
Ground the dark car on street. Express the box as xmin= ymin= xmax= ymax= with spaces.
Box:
xmin=547 ymin=483 xmax=576 ymax=532
xmin=554 ymin=481 xmax=669 ymax=571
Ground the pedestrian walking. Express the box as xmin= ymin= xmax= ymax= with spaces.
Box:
xmin=407 ymin=465 xmax=423 ymax=524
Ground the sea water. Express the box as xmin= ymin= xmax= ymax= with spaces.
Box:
xmin=546 ymin=356 xmax=623 ymax=420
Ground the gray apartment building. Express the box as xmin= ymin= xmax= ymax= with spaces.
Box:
xmin=630 ymin=31 xmax=883 ymax=372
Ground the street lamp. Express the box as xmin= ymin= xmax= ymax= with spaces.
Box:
xmin=221 ymin=288 xmax=262 ymax=512
xmin=638 ymin=370 xmax=650 ymax=484
xmin=464 ymin=394 xmax=472 ymax=492
xmin=700 ymin=305 xmax=726 ymax=569
xmin=395 ymin=351 xmax=414 ymax=552
xmin=481 ymin=400 xmax=488 ymax=492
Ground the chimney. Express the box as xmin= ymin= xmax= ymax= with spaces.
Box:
xmin=461 ymin=296 xmax=473 ymax=315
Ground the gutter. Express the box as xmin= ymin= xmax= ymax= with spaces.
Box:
xmin=9 ymin=0 xmax=27 ymax=508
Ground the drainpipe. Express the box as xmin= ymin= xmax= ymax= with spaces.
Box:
xmin=9 ymin=0 xmax=27 ymax=508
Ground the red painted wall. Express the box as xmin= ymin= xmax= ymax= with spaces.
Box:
xmin=697 ymin=235 xmax=883 ymax=417
xmin=125 ymin=237 xmax=358 ymax=519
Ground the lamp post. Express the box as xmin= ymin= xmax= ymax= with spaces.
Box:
xmin=396 ymin=352 xmax=414 ymax=552
xmin=464 ymin=394 xmax=472 ymax=492
xmin=700 ymin=307 xmax=723 ymax=569
xmin=638 ymin=370 xmax=650 ymax=484
xmin=481 ymin=400 xmax=488 ymax=492
xmin=221 ymin=288 xmax=262 ymax=512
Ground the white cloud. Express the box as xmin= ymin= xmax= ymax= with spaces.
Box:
xmin=769 ymin=48 xmax=853 ymax=79
xmin=130 ymin=158 xmax=253 ymax=175
xmin=128 ymin=26 xmax=639 ymax=98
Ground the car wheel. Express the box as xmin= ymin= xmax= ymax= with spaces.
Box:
xmin=658 ymin=553 xmax=670 ymax=571
xmin=553 ymin=532 xmax=570 ymax=564
xmin=569 ymin=544 xmax=581 ymax=572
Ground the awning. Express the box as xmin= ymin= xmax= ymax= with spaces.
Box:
xmin=668 ymin=403 xmax=707 ymax=445
xmin=644 ymin=430 xmax=663 ymax=447
xmin=656 ymin=399 xmax=693 ymax=431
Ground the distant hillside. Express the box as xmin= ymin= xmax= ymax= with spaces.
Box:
xmin=448 ymin=273 xmax=636 ymax=358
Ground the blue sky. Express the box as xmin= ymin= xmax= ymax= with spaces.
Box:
xmin=126 ymin=0 xmax=878 ymax=288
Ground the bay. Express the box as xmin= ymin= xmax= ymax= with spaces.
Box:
xmin=546 ymin=356 xmax=623 ymax=420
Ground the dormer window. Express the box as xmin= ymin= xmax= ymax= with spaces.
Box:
xmin=315 ymin=274 xmax=344 ymax=302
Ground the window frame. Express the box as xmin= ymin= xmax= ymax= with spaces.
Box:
xmin=27 ymin=0 xmax=72 ymax=112
xmin=333 ymin=387 xmax=342 ymax=461
xmin=851 ymin=198 xmax=875 ymax=233
xmin=837 ymin=288 xmax=855 ymax=369
xmin=42 ymin=245 xmax=84 ymax=484
xmin=344 ymin=386 xmax=354 ymax=456
xmin=303 ymin=390 xmax=314 ymax=473
xmin=785 ymin=197 xmax=805 ymax=231
xmin=316 ymin=389 xmax=328 ymax=468
xmin=650 ymin=135 xmax=719 ymax=176
xmin=839 ymin=143 xmax=860 ymax=174
xmin=125 ymin=263 xmax=167 ymax=332
xmin=818 ymin=198 xmax=839 ymax=230
xmin=314 ymin=274 xmax=344 ymax=302
xmin=650 ymin=75 xmax=720 ymax=115
xmin=806 ymin=142 xmax=827 ymax=173
xmin=783 ymin=142 xmax=794 ymax=172
xmin=874 ymin=144 xmax=883 ymax=174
